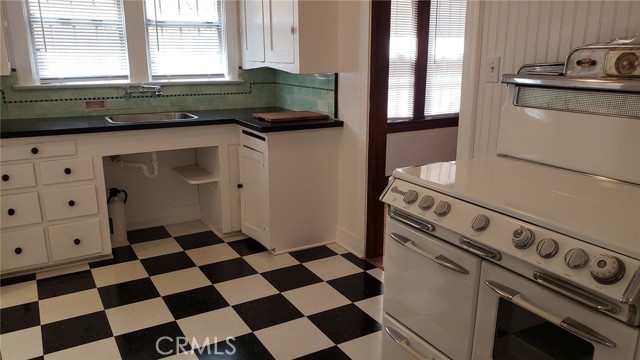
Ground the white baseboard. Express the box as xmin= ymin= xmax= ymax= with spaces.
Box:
xmin=336 ymin=225 xmax=364 ymax=258
xmin=126 ymin=204 xmax=202 ymax=231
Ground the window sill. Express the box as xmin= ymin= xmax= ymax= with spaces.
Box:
xmin=387 ymin=115 xmax=459 ymax=133
xmin=12 ymin=78 xmax=245 ymax=90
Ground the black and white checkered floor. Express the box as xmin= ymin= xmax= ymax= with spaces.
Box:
xmin=0 ymin=221 xmax=384 ymax=360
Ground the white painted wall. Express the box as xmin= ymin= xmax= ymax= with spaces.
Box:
xmin=386 ymin=127 xmax=458 ymax=176
xmin=458 ymin=0 xmax=640 ymax=160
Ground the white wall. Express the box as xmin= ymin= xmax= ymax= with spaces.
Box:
xmin=386 ymin=127 xmax=458 ymax=176
xmin=458 ymin=0 xmax=640 ymax=160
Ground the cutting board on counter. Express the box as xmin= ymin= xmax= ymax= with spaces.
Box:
xmin=252 ymin=111 xmax=329 ymax=122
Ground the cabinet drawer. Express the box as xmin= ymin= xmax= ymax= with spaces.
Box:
xmin=1 ymin=141 xmax=76 ymax=161
xmin=1 ymin=228 xmax=48 ymax=271
xmin=0 ymin=163 xmax=36 ymax=190
xmin=40 ymin=157 xmax=94 ymax=185
xmin=1 ymin=192 xmax=42 ymax=228
xmin=49 ymin=218 xmax=102 ymax=262
xmin=42 ymin=185 xmax=98 ymax=221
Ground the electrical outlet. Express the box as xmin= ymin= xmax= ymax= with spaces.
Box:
xmin=487 ymin=56 xmax=501 ymax=83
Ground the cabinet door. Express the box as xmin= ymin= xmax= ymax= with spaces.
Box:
xmin=239 ymin=145 xmax=269 ymax=248
xmin=240 ymin=0 xmax=266 ymax=66
xmin=264 ymin=0 xmax=295 ymax=64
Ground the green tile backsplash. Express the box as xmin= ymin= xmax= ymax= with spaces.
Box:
xmin=0 ymin=69 xmax=335 ymax=120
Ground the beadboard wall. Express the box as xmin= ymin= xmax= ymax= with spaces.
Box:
xmin=458 ymin=0 xmax=640 ymax=160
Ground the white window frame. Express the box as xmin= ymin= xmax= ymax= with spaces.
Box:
xmin=2 ymin=0 xmax=240 ymax=87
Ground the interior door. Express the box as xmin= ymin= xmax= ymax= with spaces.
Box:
xmin=239 ymin=145 xmax=269 ymax=248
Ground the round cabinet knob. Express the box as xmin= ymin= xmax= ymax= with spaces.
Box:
xmin=418 ymin=195 xmax=434 ymax=210
xmin=14 ymin=247 xmax=22 ymax=255
xmin=512 ymin=226 xmax=535 ymax=249
xmin=64 ymin=167 xmax=72 ymax=175
xmin=31 ymin=147 xmax=39 ymax=155
xmin=471 ymin=214 xmax=490 ymax=231
xmin=68 ymin=200 xmax=76 ymax=207
xmin=536 ymin=238 xmax=559 ymax=259
xmin=403 ymin=190 xmax=419 ymax=204
xmin=590 ymin=254 xmax=625 ymax=284
xmin=433 ymin=201 xmax=451 ymax=217
xmin=237 ymin=184 xmax=243 ymax=189
xmin=7 ymin=208 xmax=15 ymax=216
xmin=73 ymin=238 xmax=81 ymax=245
xmin=565 ymin=248 xmax=590 ymax=269
xmin=2 ymin=174 xmax=9 ymax=182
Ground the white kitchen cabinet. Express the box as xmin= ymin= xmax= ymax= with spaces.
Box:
xmin=239 ymin=0 xmax=339 ymax=74
xmin=0 ymin=3 xmax=11 ymax=76
xmin=238 ymin=128 xmax=339 ymax=253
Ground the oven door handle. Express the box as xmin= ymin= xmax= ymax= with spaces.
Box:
xmin=485 ymin=280 xmax=617 ymax=348
xmin=533 ymin=272 xmax=619 ymax=314
xmin=385 ymin=326 xmax=434 ymax=360
xmin=390 ymin=233 xmax=469 ymax=274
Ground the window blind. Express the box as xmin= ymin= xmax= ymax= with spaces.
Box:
xmin=146 ymin=0 xmax=225 ymax=79
xmin=424 ymin=0 xmax=466 ymax=116
xmin=387 ymin=0 xmax=417 ymax=119
xmin=26 ymin=0 xmax=128 ymax=83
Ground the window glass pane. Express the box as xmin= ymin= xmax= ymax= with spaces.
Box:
xmin=424 ymin=0 xmax=466 ymax=116
xmin=146 ymin=0 xmax=225 ymax=79
xmin=387 ymin=0 xmax=417 ymax=119
xmin=26 ymin=0 xmax=128 ymax=83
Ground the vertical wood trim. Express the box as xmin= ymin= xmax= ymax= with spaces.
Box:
xmin=412 ymin=0 xmax=430 ymax=119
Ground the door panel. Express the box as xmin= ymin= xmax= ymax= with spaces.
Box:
xmin=239 ymin=145 xmax=269 ymax=248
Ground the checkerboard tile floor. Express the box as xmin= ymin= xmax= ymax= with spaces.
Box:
xmin=0 ymin=221 xmax=384 ymax=360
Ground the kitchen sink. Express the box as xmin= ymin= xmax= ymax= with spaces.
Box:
xmin=105 ymin=112 xmax=198 ymax=123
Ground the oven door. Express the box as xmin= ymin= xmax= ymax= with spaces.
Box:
xmin=473 ymin=261 xmax=639 ymax=359
xmin=384 ymin=217 xmax=482 ymax=360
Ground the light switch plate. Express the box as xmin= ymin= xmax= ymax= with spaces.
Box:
xmin=487 ymin=56 xmax=501 ymax=83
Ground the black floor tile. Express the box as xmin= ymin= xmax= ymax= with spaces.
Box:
xmin=141 ymin=252 xmax=196 ymax=276
xmin=294 ymin=346 xmax=350 ymax=360
xmin=115 ymin=321 xmax=187 ymax=360
xmin=41 ymin=311 xmax=113 ymax=354
xmin=341 ymin=253 xmax=376 ymax=270
xmin=308 ymin=304 xmax=381 ymax=344
xmin=227 ymin=238 xmax=267 ymax=256
xmin=127 ymin=226 xmax=172 ymax=244
xmin=289 ymin=247 xmax=338 ymax=263
xmin=196 ymin=333 xmax=274 ymax=360
xmin=327 ymin=272 xmax=383 ymax=302
xmin=0 ymin=302 xmax=40 ymax=334
xmin=199 ymin=258 xmax=257 ymax=284
xmin=163 ymin=286 xmax=229 ymax=319
xmin=27 ymin=356 xmax=44 ymax=360
xmin=233 ymin=294 xmax=303 ymax=331
xmin=89 ymin=246 xmax=139 ymax=268
xmin=174 ymin=231 xmax=224 ymax=250
xmin=262 ymin=264 xmax=323 ymax=292
xmin=98 ymin=278 xmax=160 ymax=309
xmin=37 ymin=270 xmax=96 ymax=300
xmin=0 ymin=273 xmax=36 ymax=287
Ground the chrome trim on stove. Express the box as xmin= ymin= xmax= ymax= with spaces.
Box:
xmin=459 ymin=237 xmax=502 ymax=261
xmin=388 ymin=208 xmax=435 ymax=233
xmin=390 ymin=233 xmax=469 ymax=275
xmin=385 ymin=326 xmax=434 ymax=360
xmin=533 ymin=272 xmax=619 ymax=315
xmin=621 ymin=267 xmax=640 ymax=325
xmin=501 ymin=74 xmax=640 ymax=92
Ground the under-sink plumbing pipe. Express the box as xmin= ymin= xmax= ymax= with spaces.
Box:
xmin=111 ymin=152 xmax=159 ymax=178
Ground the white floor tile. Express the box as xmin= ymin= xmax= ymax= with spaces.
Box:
xmin=303 ymin=256 xmax=362 ymax=281
xmin=177 ymin=307 xmax=251 ymax=348
xmin=0 ymin=326 xmax=43 ymax=360
xmin=339 ymin=331 xmax=383 ymax=360
xmin=185 ymin=243 xmax=239 ymax=266
xmin=254 ymin=318 xmax=333 ymax=360
xmin=214 ymin=274 xmax=279 ymax=305
xmin=367 ymin=268 xmax=384 ymax=283
xmin=44 ymin=338 xmax=121 ymax=360
xmin=36 ymin=264 xmax=90 ymax=280
xmin=132 ymin=238 xmax=182 ymax=259
xmin=326 ymin=242 xmax=349 ymax=254
xmin=282 ymin=282 xmax=350 ymax=316
xmin=39 ymin=289 xmax=104 ymax=324
xmin=91 ymin=260 xmax=148 ymax=288
xmin=355 ymin=295 xmax=383 ymax=323
xmin=106 ymin=298 xmax=174 ymax=336
xmin=151 ymin=268 xmax=211 ymax=296
xmin=0 ymin=280 xmax=38 ymax=308
xmin=243 ymin=252 xmax=299 ymax=273
xmin=164 ymin=220 xmax=211 ymax=237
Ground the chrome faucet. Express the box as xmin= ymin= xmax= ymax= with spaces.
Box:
xmin=123 ymin=85 xmax=162 ymax=98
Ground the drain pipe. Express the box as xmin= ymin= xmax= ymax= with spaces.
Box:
xmin=111 ymin=152 xmax=159 ymax=178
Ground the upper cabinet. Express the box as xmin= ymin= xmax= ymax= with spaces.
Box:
xmin=239 ymin=0 xmax=339 ymax=74
xmin=0 ymin=3 xmax=11 ymax=76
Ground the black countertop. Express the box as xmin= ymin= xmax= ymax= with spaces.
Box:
xmin=0 ymin=107 xmax=343 ymax=139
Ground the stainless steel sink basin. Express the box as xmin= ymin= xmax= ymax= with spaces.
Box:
xmin=105 ymin=112 xmax=198 ymax=123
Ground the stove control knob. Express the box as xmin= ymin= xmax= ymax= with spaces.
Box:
xmin=471 ymin=214 xmax=490 ymax=231
xmin=433 ymin=201 xmax=451 ymax=217
xmin=536 ymin=238 xmax=559 ymax=259
xmin=418 ymin=195 xmax=435 ymax=210
xmin=590 ymin=255 xmax=625 ymax=284
xmin=565 ymin=248 xmax=589 ymax=269
xmin=403 ymin=190 xmax=419 ymax=204
xmin=512 ymin=226 xmax=535 ymax=249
